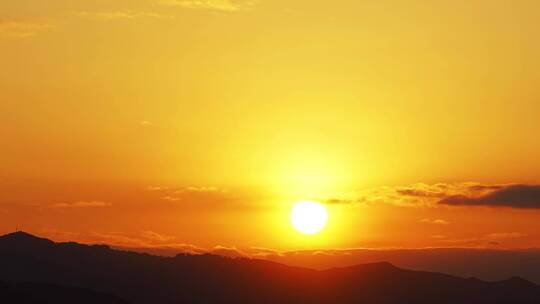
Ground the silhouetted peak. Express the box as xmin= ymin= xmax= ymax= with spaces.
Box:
xmin=499 ymin=276 xmax=538 ymax=288
xmin=1 ymin=231 xmax=52 ymax=242
xmin=368 ymin=261 xmax=398 ymax=269
xmin=0 ymin=231 xmax=54 ymax=247
xmin=351 ymin=261 xmax=400 ymax=271
xmin=326 ymin=261 xmax=401 ymax=276
xmin=2 ymin=231 xmax=36 ymax=238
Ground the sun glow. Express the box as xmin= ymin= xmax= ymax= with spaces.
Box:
xmin=291 ymin=201 xmax=328 ymax=234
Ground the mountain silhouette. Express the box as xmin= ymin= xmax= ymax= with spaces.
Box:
xmin=1 ymin=231 xmax=539 ymax=303
xmin=0 ymin=280 xmax=128 ymax=304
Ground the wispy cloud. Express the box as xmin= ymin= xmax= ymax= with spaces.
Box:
xmin=323 ymin=182 xmax=531 ymax=208
xmin=158 ymin=0 xmax=256 ymax=12
xmin=180 ymin=186 xmax=223 ymax=193
xmin=324 ymin=183 xmax=457 ymax=207
xmin=439 ymin=232 xmax=526 ymax=246
xmin=147 ymin=185 xmax=167 ymax=191
xmin=50 ymin=201 xmax=111 ymax=208
xmin=140 ymin=230 xmax=175 ymax=242
xmin=36 ymin=228 xmax=532 ymax=265
xmin=420 ymin=218 xmax=450 ymax=225
xmin=485 ymin=232 xmax=525 ymax=240
xmin=439 ymin=184 xmax=540 ymax=209
xmin=147 ymin=185 xmax=232 ymax=203
xmin=138 ymin=120 xmax=153 ymax=126
xmin=161 ymin=195 xmax=182 ymax=201
xmin=40 ymin=229 xmax=237 ymax=256
xmin=147 ymin=185 xmax=224 ymax=193
xmin=0 ymin=20 xmax=54 ymax=38
xmin=75 ymin=10 xmax=172 ymax=20
xmin=210 ymin=245 xmax=245 ymax=257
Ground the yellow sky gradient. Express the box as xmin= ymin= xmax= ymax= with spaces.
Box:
xmin=1 ymin=0 xmax=540 ymax=253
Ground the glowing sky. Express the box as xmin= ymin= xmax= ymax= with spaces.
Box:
xmin=1 ymin=0 xmax=540 ymax=254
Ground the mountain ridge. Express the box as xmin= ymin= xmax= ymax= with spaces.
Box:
xmin=0 ymin=280 xmax=128 ymax=304
xmin=1 ymin=231 xmax=539 ymax=303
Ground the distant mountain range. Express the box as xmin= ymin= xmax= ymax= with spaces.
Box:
xmin=120 ymin=244 xmax=540 ymax=284
xmin=1 ymin=231 xmax=539 ymax=303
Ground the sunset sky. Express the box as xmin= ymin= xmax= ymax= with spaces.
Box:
xmin=2 ymin=0 xmax=540 ymax=258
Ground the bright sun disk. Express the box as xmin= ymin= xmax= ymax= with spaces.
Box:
xmin=291 ymin=200 xmax=328 ymax=234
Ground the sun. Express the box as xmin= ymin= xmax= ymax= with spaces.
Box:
xmin=291 ymin=200 xmax=328 ymax=234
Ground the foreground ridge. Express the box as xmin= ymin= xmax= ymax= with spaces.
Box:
xmin=1 ymin=232 xmax=539 ymax=304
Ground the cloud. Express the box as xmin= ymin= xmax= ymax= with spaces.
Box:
xmin=42 ymin=230 xmax=144 ymax=248
xmin=148 ymin=185 xmax=234 ymax=204
xmin=420 ymin=218 xmax=450 ymax=225
xmin=485 ymin=232 xmax=525 ymax=240
xmin=140 ymin=231 xmax=175 ymax=242
xmin=323 ymin=183 xmax=459 ymax=207
xmin=248 ymin=234 xmax=527 ymax=260
xmin=147 ymin=185 xmax=167 ymax=191
xmin=158 ymin=0 xmax=256 ymax=12
xmin=250 ymin=247 xmax=286 ymax=258
xmin=35 ymin=228 xmax=532 ymax=278
xmin=75 ymin=10 xmax=171 ymax=20
xmin=138 ymin=120 xmax=153 ymax=126
xmin=182 ymin=186 xmax=222 ymax=193
xmin=161 ymin=195 xmax=181 ymax=201
xmin=431 ymin=235 xmax=446 ymax=239
xmin=0 ymin=20 xmax=54 ymax=38
xmin=144 ymin=184 xmax=265 ymax=212
xmin=439 ymin=184 xmax=540 ymax=208
xmin=40 ymin=229 xmax=245 ymax=257
xmin=50 ymin=201 xmax=111 ymax=208
xmin=323 ymin=182 xmax=537 ymax=208
xmin=467 ymin=184 xmax=506 ymax=192
xmin=437 ymin=232 xmax=526 ymax=246
xmin=41 ymin=229 xmax=206 ymax=254
xmin=210 ymin=245 xmax=245 ymax=258
xmin=323 ymin=186 xmax=422 ymax=207
xmin=396 ymin=184 xmax=450 ymax=198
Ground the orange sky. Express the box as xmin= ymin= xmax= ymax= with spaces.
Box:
xmin=1 ymin=0 xmax=540 ymax=254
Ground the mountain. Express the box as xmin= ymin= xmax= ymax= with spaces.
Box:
xmin=256 ymin=247 xmax=540 ymax=284
xmin=0 ymin=280 xmax=128 ymax=304
xmin=1 ymin=231 xmax=539 ymax=303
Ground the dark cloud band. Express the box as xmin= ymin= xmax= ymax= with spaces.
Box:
xmin=439 ymin=184 xmax=540 ymax=208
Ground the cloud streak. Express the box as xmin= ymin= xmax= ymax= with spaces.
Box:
xmin=439 ymin=185 xmax=540 ymax=208
xmin=324 ymin=183 xmax=474 ymax=207
xmin=75 ymin=10 xmax=171 ymax=20
xmin=40 ymin=229 xmax=241 ymax=256
xmin=420 ymin=218 xmax=450 ymax=225
xmin=0 ymin=20 xmax=54 ymax=38
xmin=158 ymin=0 xmax=256 ymax=12
xmin=438 ymin=232 xmax=526 ymax=246
xmin=50 ymin=201 xmax=111 ymax=208
xmin=157 ymin=185 xmax=229 ymax=202
xmin=323 ymin=182 xmax=540 ymax=209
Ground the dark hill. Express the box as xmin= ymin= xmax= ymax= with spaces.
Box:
xmin=0 ymin=280 xmax=128 ymax=304
xmin=0 ymin=232 xmax=539 ymax=303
